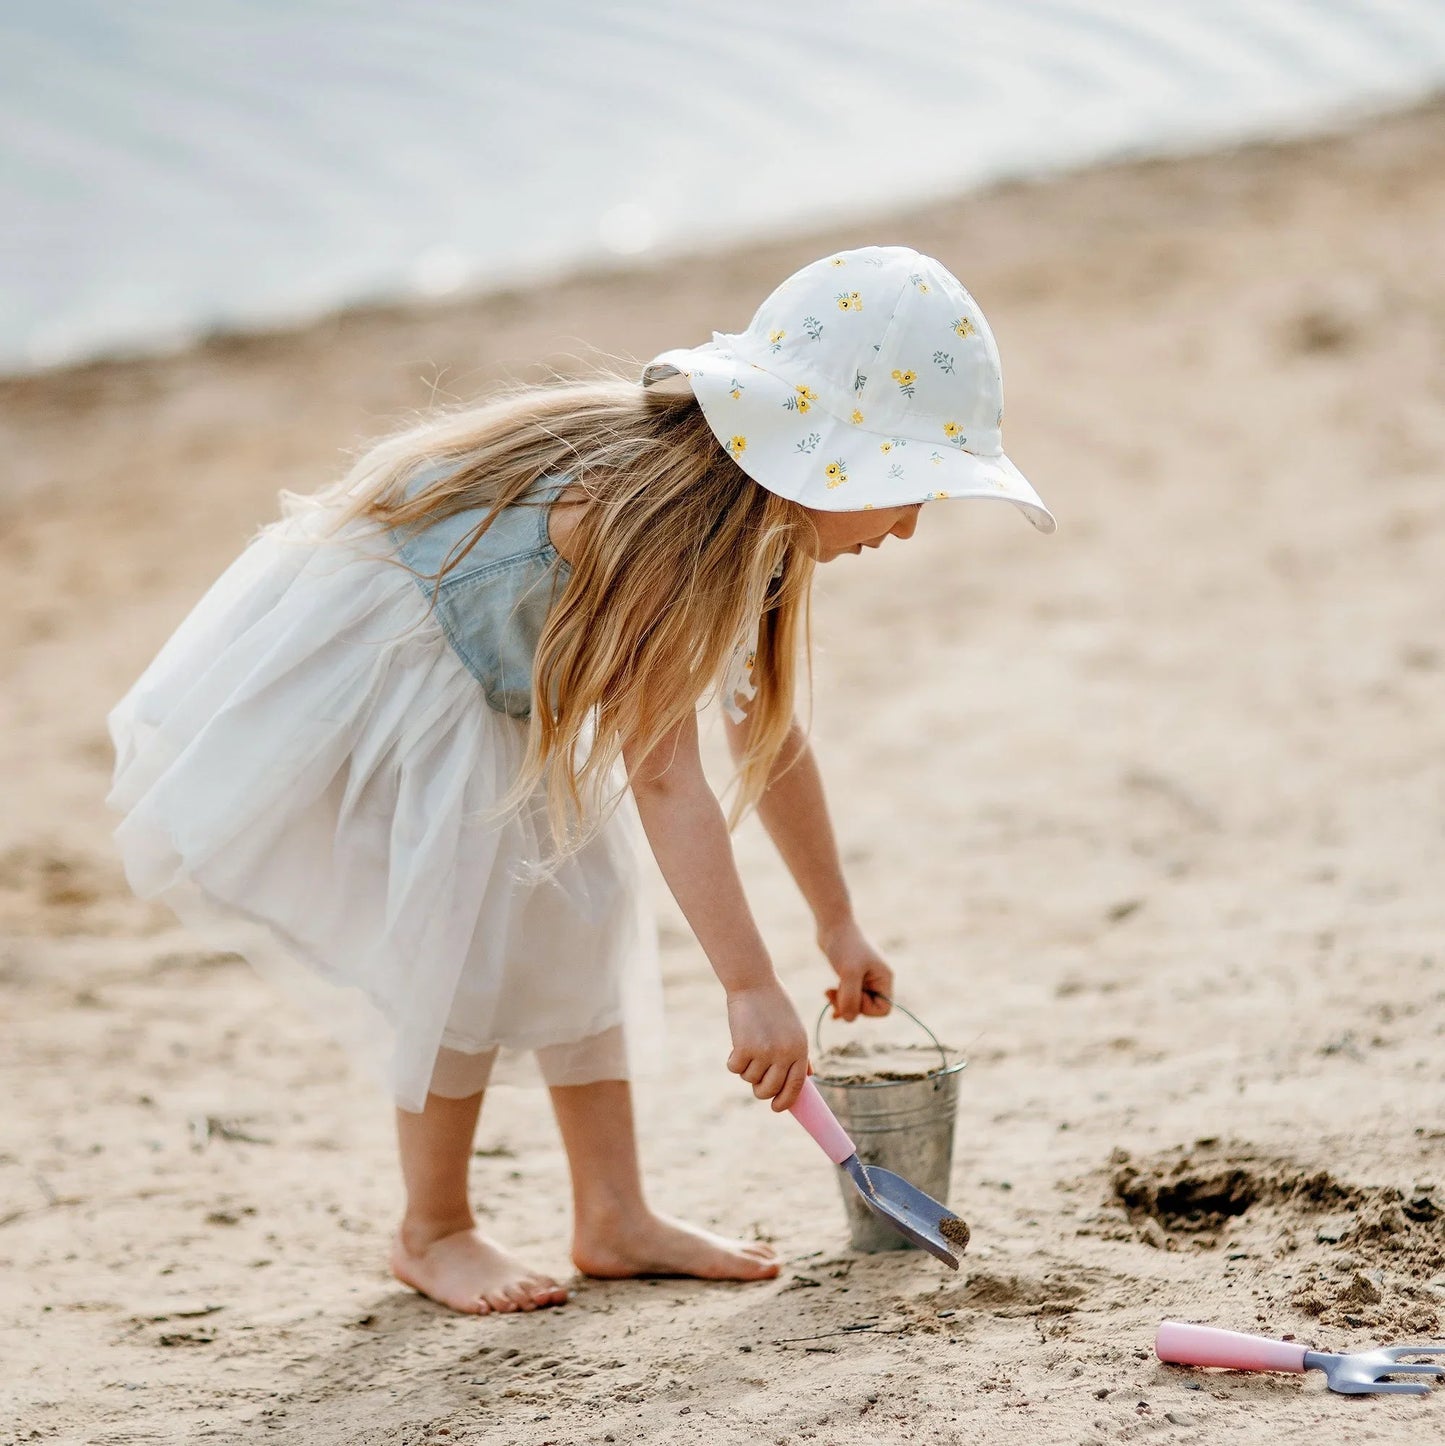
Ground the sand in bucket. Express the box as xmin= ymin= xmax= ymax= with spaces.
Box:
xmin=812 ymin=1006 xmax=967 ymax=1254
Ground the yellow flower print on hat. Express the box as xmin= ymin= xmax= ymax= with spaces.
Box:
xmin=943 ymin=421 xmax=962 ymax=439
xmin=879 ymin=440 xmax=892 ymax=454
xmin=824 ymin=460 xmax=848 ymax=489
xmin=768 ymin=328 xmax=785 ymax=352
xmin=850 ymin=409 xmax=864 ymax=424
xmin=727 ymin=435 xmax=747 ymax=457
xmin=891 ymin=368 xmax=917 ymax=399
xmin=909 ymin=272 xmax=930 ymax=294
xmin=829 ymin=257 xmax=846 ymax=267
xmin=783 ymin=383 xmax=817 ymax=415
xmin=952 ymin=316 xmax=975 ymax=339
xmin=836 ymin=291 xmax=862 ymax=311
xmin=930 ymin=490 xmax=949 ymax=500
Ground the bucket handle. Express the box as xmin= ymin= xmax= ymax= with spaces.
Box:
xmin=813 ymin=991 xmax=952 ymax=1074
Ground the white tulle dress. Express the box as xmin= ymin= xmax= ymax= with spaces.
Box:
xmin=106 ymin=482 xmax=675 ymax=1111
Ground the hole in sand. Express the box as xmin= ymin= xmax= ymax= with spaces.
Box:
xmin=1110 ymin=1143 xmax=1356 ymax=1242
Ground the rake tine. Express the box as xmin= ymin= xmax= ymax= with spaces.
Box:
xmin=1363 ymin=1381 xmax=1431 ymax=1396
xmin=1380 ymin=1362 xmax=1445 ymax=1378
xmin=1383 ymin=1344 xmax=1445 ymax=1360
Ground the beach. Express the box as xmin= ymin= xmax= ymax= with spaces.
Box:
xmin=3 ymin=96 xmax=1444 ymax=1444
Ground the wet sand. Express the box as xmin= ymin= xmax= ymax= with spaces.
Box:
xmin=3 ymin=98 xmax=1444 ymax=1444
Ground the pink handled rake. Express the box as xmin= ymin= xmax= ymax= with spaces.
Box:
xmin=1157 ymin=1320 xmax=1445 ymax=1396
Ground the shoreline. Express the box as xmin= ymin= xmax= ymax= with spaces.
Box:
xmin=0 ymin=87 xmax=1437 ymax=412
xmin=4 ymin=96 xmax=1445 ymax=1445
xmin=5 ymin=74 xmax=1440 ymax=387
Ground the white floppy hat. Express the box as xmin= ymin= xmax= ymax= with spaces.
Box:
xmin=642 ymin=244 xmax=1055 ymax=533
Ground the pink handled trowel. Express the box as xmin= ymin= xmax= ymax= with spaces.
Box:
xmin=790 ymin=1077 xmax=968 ymax=1268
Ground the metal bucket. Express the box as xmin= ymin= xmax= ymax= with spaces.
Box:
xmin=812 ymin=998 xmax=965 ymax=1253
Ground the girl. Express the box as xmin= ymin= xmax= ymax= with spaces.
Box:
xmin=106 ymin=245 xmax=1054 ymax=1316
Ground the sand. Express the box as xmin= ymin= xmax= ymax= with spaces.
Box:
xmin=813 ymin=1040 xmax=958 ymax=1085
xmin=3 ymin=99 xmax=1445 ymax=1445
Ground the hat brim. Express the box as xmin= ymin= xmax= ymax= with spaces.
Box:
xmin=643 ymin=345 xmax=1055 ymax=533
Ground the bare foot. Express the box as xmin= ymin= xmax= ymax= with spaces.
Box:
xmin=572 ymin=1209 xmax=780 ymax=1282
xmin=390 ymin=1222 xmax=569 ymax=1315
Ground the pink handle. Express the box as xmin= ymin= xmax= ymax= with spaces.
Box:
xmin=1156 ymin=1321 xmax=1308 ymax=1373
xmin=789 ymin=1078 xmax=856 ymax=1165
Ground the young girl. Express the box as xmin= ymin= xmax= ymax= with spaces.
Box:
xmin=106 ymin=245 xmax=1054 ymax=1316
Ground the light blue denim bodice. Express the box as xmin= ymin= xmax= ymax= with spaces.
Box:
xmin=390 ymin=466 xmax=572 ymax=721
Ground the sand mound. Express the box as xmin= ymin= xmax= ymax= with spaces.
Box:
xmin=1108 ymin=1141 xmax=1444 ymax=1337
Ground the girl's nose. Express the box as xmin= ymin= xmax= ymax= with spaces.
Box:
xmin=892 ymin=506 xmax=922 ymax=540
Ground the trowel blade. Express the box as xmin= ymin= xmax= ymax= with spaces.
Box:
xmin=842 ymin=1156 xmax=967 ymax=1269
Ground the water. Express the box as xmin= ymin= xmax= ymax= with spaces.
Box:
xmin=4 ymin=0 xmax=1445 ymax=375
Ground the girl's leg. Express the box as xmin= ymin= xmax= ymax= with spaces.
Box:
xmin=549 ymin=1079 xmax=779 ymax=1281
xmin=389 ymin=1089 xmax=569 ymax=1314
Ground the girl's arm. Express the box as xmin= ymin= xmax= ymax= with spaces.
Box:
xmin=623 ymin=711 xmax=810 ymax=1111
xmin=723 ymin=712 xmax=894 ymax=1022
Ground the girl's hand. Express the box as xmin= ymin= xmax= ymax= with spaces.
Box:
xmin=725 ymin=980 xmax=811 ymax=1112
xmin=819 ymin=917 xmax=895 ymax=1022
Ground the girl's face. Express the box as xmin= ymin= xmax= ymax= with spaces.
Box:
xmin=803 ymin=503 xmax=922 ymax=562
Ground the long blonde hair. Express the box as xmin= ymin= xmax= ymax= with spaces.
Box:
xmin=289 ymin=376 xmax=816 ymax=847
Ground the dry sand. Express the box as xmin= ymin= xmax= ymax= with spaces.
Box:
xmin=3 ymin=100 xmax=1445 ymax=1445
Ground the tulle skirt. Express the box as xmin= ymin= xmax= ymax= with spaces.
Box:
xmin=106 ymin=502 xmax=663 ymax=1111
